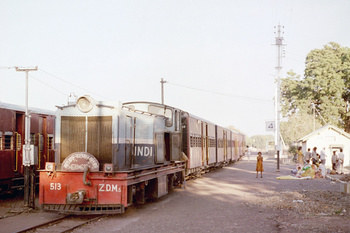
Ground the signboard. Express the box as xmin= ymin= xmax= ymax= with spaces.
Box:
xmin=265 ymin=121 xmax=275 ymax=132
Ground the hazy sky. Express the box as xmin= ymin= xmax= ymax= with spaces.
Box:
xmin=1 ymin=0 xmax=349 ymax=136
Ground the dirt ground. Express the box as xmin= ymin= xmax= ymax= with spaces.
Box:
xmin=0 ymin=154 xmax=349 ymax=233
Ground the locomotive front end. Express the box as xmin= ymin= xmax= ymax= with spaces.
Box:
xmin=39 ymin=96 xmax=127 ymax=214
xmin=40 ymin=153 xmax=127 ymax=214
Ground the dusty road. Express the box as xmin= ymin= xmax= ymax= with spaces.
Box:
xmin=74 ymin=153 xmax=350 ymax=233
xmin=0 ymin=153 xmax=349 ymax=233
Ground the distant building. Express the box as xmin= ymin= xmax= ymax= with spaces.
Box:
xmin=298 ymin=124 xmax=350 ymax=168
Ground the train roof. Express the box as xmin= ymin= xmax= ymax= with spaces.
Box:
xmin=0 ymin=101 xmax=55 ymax=116
xmin=123 ymin=101 xmax=181 ymax=110
xmin=123 ymin=101 xmax=244 ymax=135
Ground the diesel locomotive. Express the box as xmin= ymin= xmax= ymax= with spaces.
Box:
xmin=39 ymin=95 xmax=245 ymax=214
xmin=0 ymin=102 xmax=55 ymax=193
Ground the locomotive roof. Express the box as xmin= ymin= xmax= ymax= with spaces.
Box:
xmin=0 ymin=101 xmax=55 ymax=116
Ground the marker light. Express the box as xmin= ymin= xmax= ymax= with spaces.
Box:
xmin=45 ymin=162 xmax=56 ymax=172
xmin=103 ymin=163 xmax=114 ymax=174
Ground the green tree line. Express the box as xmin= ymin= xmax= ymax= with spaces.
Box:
xmin=281 ymin=42 xmax=350 ymax=146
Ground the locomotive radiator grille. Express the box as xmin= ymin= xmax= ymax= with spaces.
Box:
xmin=42 ymin=203 xmax=125 ymax=215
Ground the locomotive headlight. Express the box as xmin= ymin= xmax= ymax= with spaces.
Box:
xmin=77 ymin=95 xmax=95 ymax=113
xmin=103 ymin=163 xmax=114 ymax=174
xmin=45 ymin=162 xmax=56 ymax=172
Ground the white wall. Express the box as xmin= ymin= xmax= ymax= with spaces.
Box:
xmin=302 ymin=128 xmax=350 ymax=168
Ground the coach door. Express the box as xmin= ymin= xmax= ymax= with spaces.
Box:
xmin=201 ymin=122 xmax=208 ymax=166
xmin=15 ymin=113 xmax=24 ymax=173
xmin=223 ymin=131 xmax=227 ymax=161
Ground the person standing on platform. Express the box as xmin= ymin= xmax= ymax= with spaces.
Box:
xmin=338 ymin=148 xmax=344 ymax=174
xmin=331 ymin=150 xmax=338 ymax=172
xmin=311 ymin=147 xmax=318 ymax=165
xmin=245 ymin=146 xmax=251 ymax=161
xmin=297 ymin=147 xmax=304 ymax=165
xmin=305 ymin=148 xmax=311 ymax=164
xmin=320 ymin=147 xmax=327 ymax=165
xmin=256 ymin=152 xmax=264 ymax=178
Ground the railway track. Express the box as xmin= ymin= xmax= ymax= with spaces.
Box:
xmin=16 ymin=215 xmax=106 ymax=233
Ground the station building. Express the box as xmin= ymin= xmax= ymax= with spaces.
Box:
xmin=298 ymin=124 xmax=350 ymax=168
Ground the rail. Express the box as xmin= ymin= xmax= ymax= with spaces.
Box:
xmin=16 ymin=215 xmax=106 ymax=233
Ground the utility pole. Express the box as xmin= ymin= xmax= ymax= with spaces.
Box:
xmin=15 ymin=66 xmax=38 ymax=208
xmin=273 ymin=25 xmax=285 ymax=172
xmin=160 ymin=78 xmax=167 ymax=105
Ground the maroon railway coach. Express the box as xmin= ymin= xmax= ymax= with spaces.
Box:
xmin=0 ymin=102 xmax=55 ymax=193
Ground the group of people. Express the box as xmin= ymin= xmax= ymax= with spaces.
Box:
xmin=297 ymin=146 xmax=345 ymax=174
xmin=292 ymin=163 xmax=326 ymax=179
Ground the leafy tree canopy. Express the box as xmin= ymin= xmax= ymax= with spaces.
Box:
xmin=246 ymin=135 xmax=274 ymax=149
xmin=280 ymin=111 xmax=322 ymax=146
xmin=281 ymin=42 xmax=350 ymax=137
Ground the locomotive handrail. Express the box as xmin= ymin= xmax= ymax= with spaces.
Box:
xmin=121 ymin=106 xmax=165 ymax=118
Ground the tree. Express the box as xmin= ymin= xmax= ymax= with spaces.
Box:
xmin=249 ymin=135 xmax=274 ymax=150
xmin=281 ymin=42 xmax=350 ymax=133
xmin=280 ymin=111 xmax=322 ymax=146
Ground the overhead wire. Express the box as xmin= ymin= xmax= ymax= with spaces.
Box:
xmin=38 ymin=68 xmax=113 ymax=101
xmin=0 ymin=66 xmax=14 ymax=70
xmin=166 ymin=81 xmax=272 ymax=103
xmin=29 ymin=74 xmax=68 ymax=97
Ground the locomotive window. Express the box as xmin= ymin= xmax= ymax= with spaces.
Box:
xmin=175 ymin=110 xmax=180 ymax=131
xmin=149 ymin=105 xmax=173 ymax=127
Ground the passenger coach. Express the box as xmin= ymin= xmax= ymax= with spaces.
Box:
xmin=0 ymin=102 xmax=55 ymax=193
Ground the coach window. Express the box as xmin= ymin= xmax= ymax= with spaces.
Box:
xmin=30 ymin=133 xmax=36 ymax=146
xmin=4 ymin=132 xmax=13 ymax=150
xmin=47 ymin=134 xmax=54 ymax=150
